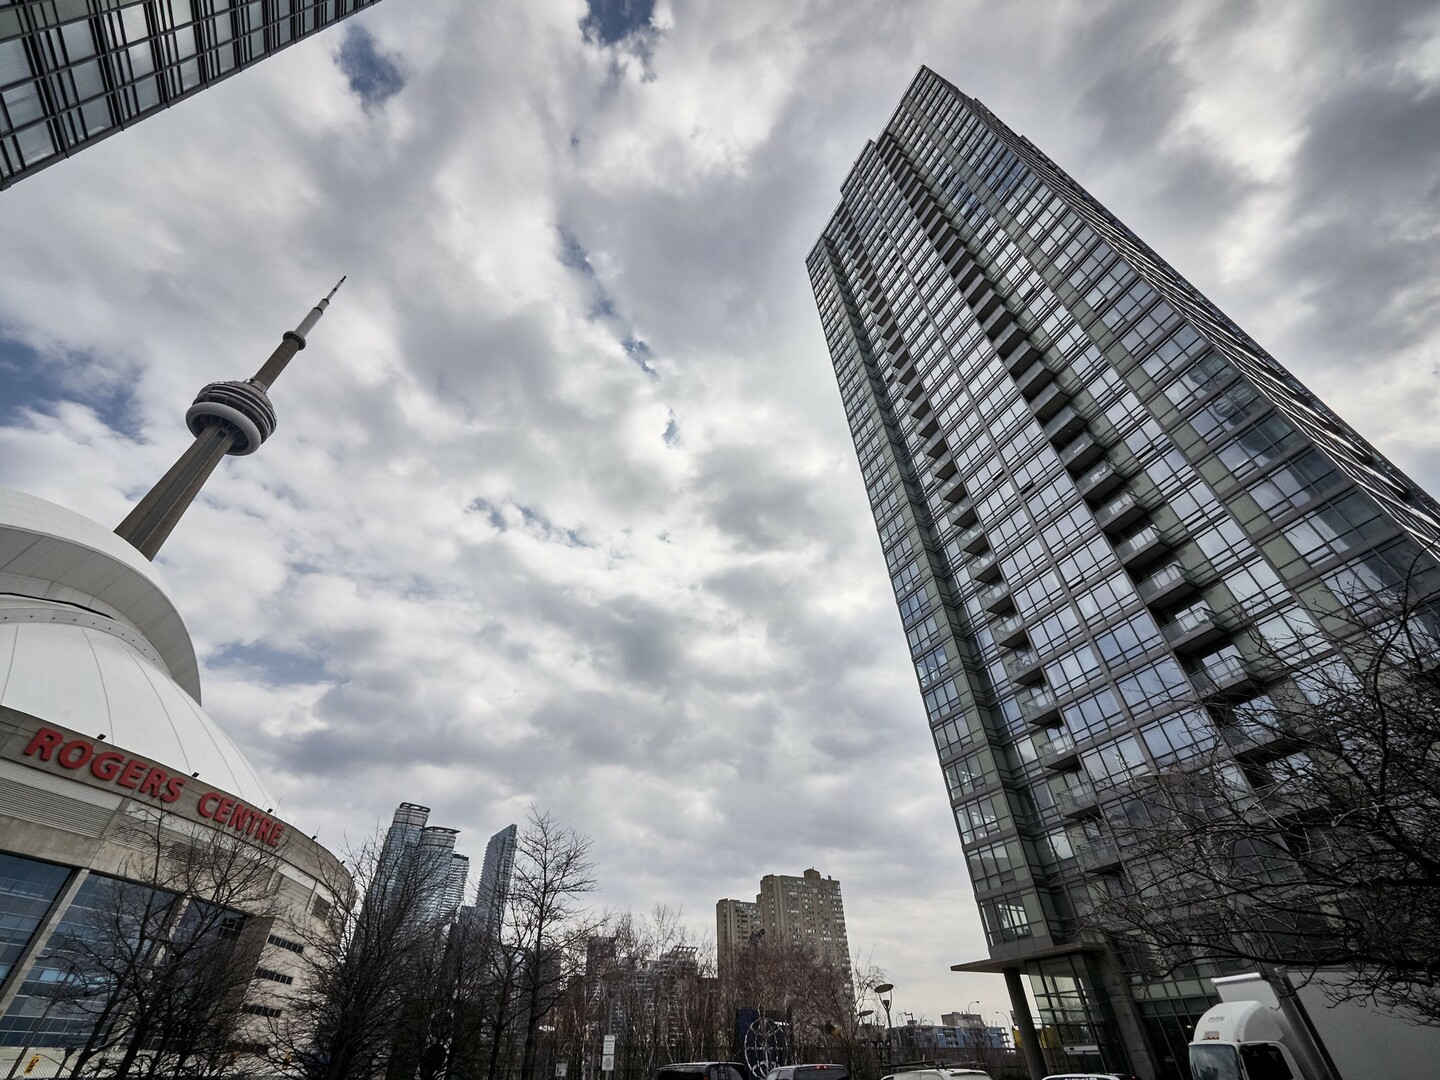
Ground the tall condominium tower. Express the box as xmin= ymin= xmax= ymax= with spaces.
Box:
xmin=0 ymin=0 xmax=385 ymax=189
xmin=807 ymin=67 xmax=1440 ymax=1079
xmin=370 ymin=802 xmax=468 ymax=925
xmin=474 ymin=822 xmax=518 ymax=935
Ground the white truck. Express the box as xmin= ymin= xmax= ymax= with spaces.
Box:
xmin=1188 ymin=970 xmax=1440 ymax=1080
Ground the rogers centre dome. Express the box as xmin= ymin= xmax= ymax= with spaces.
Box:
xmin=0 ymin=487 xmax=272 ymax=807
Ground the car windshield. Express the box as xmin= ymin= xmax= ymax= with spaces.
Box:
xmin=1190 ymin=1044 xmax=1242 ymax=1080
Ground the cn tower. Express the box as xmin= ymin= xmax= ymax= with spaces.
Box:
xmin=115 ymin=279 xmax=345 ymax=559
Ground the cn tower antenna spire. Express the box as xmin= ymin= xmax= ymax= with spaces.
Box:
xmin=115 ymin=280 xmax=346 ymax=560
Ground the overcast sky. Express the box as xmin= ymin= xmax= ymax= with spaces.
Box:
xmin=3 ymin=0 xmax=1439 ymax=1023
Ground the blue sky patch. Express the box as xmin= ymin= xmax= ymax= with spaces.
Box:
xmin=211 ymin=641 xmax=329 ymax=686
xmin=337 ymin=25 xmax=404 ymax=108
xmin=0 ymin=334 xmax=143 ymax=439
xmin=580 ymin=0 xmax=656 ymax=46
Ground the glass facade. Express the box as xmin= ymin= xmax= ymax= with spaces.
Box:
xmin=807 ymin=66 xmax=1440 ymax=1078
xmin=0 ymin=0 xmax=384 ymax=188
xmin=0 ymin=850 xmax=248 ymax=1049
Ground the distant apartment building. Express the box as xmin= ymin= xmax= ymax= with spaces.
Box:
xmin=717 ymin=869 xmax=850 ymax=974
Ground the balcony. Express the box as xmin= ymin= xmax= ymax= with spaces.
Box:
xmin=1043 ymin=405 xmax=1087 ymax=444
xmin=970 ymin=289 xmax=1002 ymax=323
xmin=1193 ymin=654 xmax=1258 ymax=700
xmin=1076 ymin=459 xmax=1124 ymax=502
xmin=1006 ymin=648 xmax=1045 ymax=685
xmin=1222 ymin=720 xmax=1299 ymax=762
xmin=1056 ymin=781 xmax=1099 ymax=818
xmin=924 ymin=432 xmax=949 ymax=458
xmin=950 ymin=496 xmax=978 ymax=528
xmin=932 ymin=453 xmax=957 ymax=482
xmin=1027 ymin=380 xmax=1070 ymax=422
xmin=938 ymin=477 xmax=968 ymax=505
xmin=991 ymin=612 xmax=1028 ymax=648
xmin=1076 ymin=839 xmax=1123 ymax=873
xmin=1004 ymin=340 xmax=1040 ymax=374
xmin=1113 ymin=523 xmax=1169 ymax=568
xmin=1014 ymin=358 xmax=1055 ymax=398
xmin=956 ymin=523 xmax=989 ymax=554
xmin=1019 ymin=685 xmax=1062 ymax=727
xmin=1095 ymin=490 xmax=1147 ymax=534
xmin=1037 ymin=732 xmax=1079 ymax=769
xmin=991 ymin=322 xmax=1027 ymax=361
xmin=968 ymin=550 xmax=1003 ymax=583
xmin=978 ymin=581 xmax=1015 ymax=614
xmin=1162 ymin=604 xmax=1228 ymax=653
xmin=1137 ymin=562 xmax=1198 ymax=606
xmin=1058 ymin=431 xmax=1105 ymax=471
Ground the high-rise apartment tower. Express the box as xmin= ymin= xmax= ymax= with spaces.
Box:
xmin=716 ymin=869 xmax=850 ymax=978
xmin=370 ymin=802 xmax=468 ymax=926
xmin=475 ymin=822 xmax=518 ymax=936
xmin=807 ymin=66 xmax=1440 ymax=1079
xmin=0 ymin=0 xmax=385 ymax=189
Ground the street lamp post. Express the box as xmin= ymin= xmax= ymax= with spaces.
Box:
xmin=874 ymin=984 xmax=894 ymax=1067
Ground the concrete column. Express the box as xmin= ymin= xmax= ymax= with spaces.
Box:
xmin=0 ymin=868 xmax=89 ymax=1016
xmin=1004 ymin=967 xmax=1047 ymax=1080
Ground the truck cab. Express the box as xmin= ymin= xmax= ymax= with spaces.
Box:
xmin=1189 ymin=999 xmax=1305 ymax=1080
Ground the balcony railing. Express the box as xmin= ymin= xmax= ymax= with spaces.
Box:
xmin=1056 ymin=781 xmax=1099 ymax=817
xmin=1076 ymin=458 xmax=1123 ymax=501
xmin=1162 ymin=603 xmax=1227 ymax=652
xmin=991 ymin=612 xmax=1027 ymax=647
xmin=969 ymin=550 xmax=1003 ymax=583
xmin=1095 ymin=490 xmax=1146 ymax=533
xmin=1076 ymin=839 xmax=1122 ymax=873
xmin=1058 ymin=431 xmax=1104 ymax=471
xmin=1137 ymin=562 xmax=1196 ymax=606
xmin=1193 ymin=654 xmax=1256 ymax=698
xmin=1113 ymin=523 xmax=1168 ymax=567
xmin=978 ymin=581 xmax=1014 ymax=613
xmin=1007 ymin=648 xmax=1045 ymax=685
xmin=950 ymin=495 xmax=978 ymax=528
xmin=956 ymin=523 xmax=988 ymax=554
xmin=1020 ymin=685 xmax=1061 ymax=726
xmin=1014 ymin=358 xmax=1053 ymax=396
xmin=1043 ymin=405 xmax=1086 ymax=443
xmin=1027 ymin=380 xmax=1069 ymax=421
xmin=1037 ymin=732 xmax=1079 ymax=769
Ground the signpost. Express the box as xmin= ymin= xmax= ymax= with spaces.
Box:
xmin=602 ymin=1035 xmax=616 ymax=1074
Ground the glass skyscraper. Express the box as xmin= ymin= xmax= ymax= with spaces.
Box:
xmin=807 ymin=67 xmax=1440 ymax=1079
xmin=0 ymin=0 xmax=383 ymax=188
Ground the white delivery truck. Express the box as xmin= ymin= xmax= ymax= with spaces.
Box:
xmin=1188 ymin=970 xmax=1440 ymax=1080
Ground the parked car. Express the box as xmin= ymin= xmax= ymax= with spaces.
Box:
xmin=1041 ymin=1073 xmax=1134 ymax=1080
xmin=880 ymin=1069 xmax=991 ymax=1080
xmin=652 ymin=1063 xmax=751 ymax=1080
xmin=764 ymin=1065 xmax=849 ymax=1080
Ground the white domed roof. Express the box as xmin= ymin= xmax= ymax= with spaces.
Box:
xmin=0 ymin=488 xmax=199 ymax=698
xmin=0 ymin=488 xmax=273 ymax=809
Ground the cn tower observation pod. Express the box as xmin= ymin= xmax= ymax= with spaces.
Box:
xmin=0 ymin=486 xmax=272 ymax=808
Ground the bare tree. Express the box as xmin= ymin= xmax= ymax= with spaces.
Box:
xmin=511 ymin=807 xmax=601 ymax=1080
xmin=1090 ymin=583 xmax=1440 ymax=1021
xmin=271 ymin=827 xmax=455 ymax=1080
